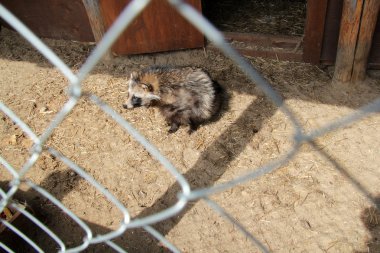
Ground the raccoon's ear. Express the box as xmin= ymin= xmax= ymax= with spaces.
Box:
xmin=130 ymin=71 xmax=139 ymax=81
xmin=142 ymin=83 xmax=153 ymax=92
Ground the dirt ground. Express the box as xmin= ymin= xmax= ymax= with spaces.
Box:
xmin=1 ymin=27 xmax=380 ymax=253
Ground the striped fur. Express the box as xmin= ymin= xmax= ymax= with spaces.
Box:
xmin=123 ymin=66 xmax=223 ymax=133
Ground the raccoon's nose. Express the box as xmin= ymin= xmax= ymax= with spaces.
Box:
xmin=132 ymin=96 xmax=142 ymax=107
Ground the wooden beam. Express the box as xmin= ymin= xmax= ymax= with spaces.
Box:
xmin=351 ymin=0 xmax=380 ymax=81
xmin=219 ymin=32 xmax=303 ymax=62
xmin=82 ymin=0 xmax=106 ymax=42
xmin=303 ymin=0 xmax=328 ymax=64
xmin=224 ymin=32 xmax=302 ymax=49
xmin=333 ymin=0 xmax=364 ymax=82
xmin=319 ymin=0 xmax=344 ymax=65
xmin=82 ymin=0 xmax=112 ymax=59
xmin=234 ymin=48 xmax=303 ymax=62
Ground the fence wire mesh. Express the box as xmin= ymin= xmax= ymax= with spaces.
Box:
xmin=0 ymin=0 xmax=379 ymax=252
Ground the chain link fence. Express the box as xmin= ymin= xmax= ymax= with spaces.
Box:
xmin=0 ymin=0 xmax=379 ymax=252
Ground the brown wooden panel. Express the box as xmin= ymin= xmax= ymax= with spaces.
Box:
xmin=352 ymin=0 xmax=380 ymax=81
xmin=82 ymin=0 xmax=106 ymax=42
xmin=82 ymin=0 xmax=112 ymax=59
xmin=0 ymin=0 xmax=94 ymax=42
xmin=333 ymin=0 xmax=364 ymax=82
xmin=320 ymin=0 xmax=344 ymax=63
xmin=99 ymin=0 xmax=204 ymax=55
xmin=224 ymin=32 xmax=302 ymax=49
xmin=320 ymin=0 xmax=380 ymax=69
xmin=303 ymin=0 xmax=328 ymax=64
xmin=233 ymin=48 xmax=303 ymax=62
xmin=220 ymin=32 xmax=303 ymax=62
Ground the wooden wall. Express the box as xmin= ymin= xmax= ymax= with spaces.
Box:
xmin=0 ymin=0 xmax=204 ymax=55
xmin=320 ymin=0 xmax=380 ymax=69
xmin=320 ymin=0 xmax=344 ymax=65
xmin=0 ymin=0 xmax=95 ymax=42
xmin=99 ymin=0 xmax=204 ymax=55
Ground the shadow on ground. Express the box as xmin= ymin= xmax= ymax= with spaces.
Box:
xmin=357 ymin=196 xmax=380 ymax=253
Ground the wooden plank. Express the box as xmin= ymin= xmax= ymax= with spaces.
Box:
xmin=235 ymin=49 xmax=303 ymax=62
xmin=0 ymin=0 xmax=94 ymax=42
xmin=321 ymin=61 xmax=380 ymax=69
xmin=320 ymin=0 xmax=344 ymax=64
xmin=82 ymin=0 xmax=111 ymax=60
xmin=224 ymin=32 xmax=303 ymax=50
xmin=320 ymin=0 xmax=380 ymax=69
xmin=221 ymin=32 xmax=303 ymax=62
xmin=351 ymin=0 xmax=380 ymax=81
xmin=99 ymin=0 xmax=204 ymax=55
xmin=82 ymin=0 xmax=106 ymax=42
xmin=303 ymin=0 xmax=329 ymax=64
xmin=208 ymin=45 xmax=303 ymax=62
xmin=333 ymin=0 xmax=364 ymax=82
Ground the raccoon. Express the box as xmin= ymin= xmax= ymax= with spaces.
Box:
xmin=123 ymin=66 xmax=223 ymax=133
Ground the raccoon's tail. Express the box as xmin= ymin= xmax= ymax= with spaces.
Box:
xmin=211 ymin=80 xmax=224 ymax=116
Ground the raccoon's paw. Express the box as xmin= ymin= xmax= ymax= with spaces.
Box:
xmin=168 ymin=123 xmax=179 ymax=134
xmin=188 ymin=120 xmax=200 ymax=134
xmin=187 ymin=126 xmax=198 ymax=135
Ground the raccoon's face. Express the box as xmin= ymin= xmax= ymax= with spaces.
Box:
xmin=123 ymin=72 xmax=160 ymax=109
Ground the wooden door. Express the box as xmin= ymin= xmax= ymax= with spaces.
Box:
xmin=99 ymin=0 xmax=204 ymax=55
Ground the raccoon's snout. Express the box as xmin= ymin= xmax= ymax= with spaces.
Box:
xmin=131 ymin=95 xmax=142 ymax=107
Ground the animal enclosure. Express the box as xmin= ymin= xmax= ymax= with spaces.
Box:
xmin=1 ymin=0 xmax=380 ymax=253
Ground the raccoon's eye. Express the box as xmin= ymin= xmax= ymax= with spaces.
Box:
xmin=142 ymin=83 xmax=153 ymax=92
